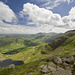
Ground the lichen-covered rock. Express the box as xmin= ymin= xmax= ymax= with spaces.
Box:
xmin=57 ymin=66 xmax=65 ymax=71
xmin=9 ymin=64 xmax=15 ymax=69
xmin=40 ymin=55 xmax=75 ymax=75
xmin=39 ymin=65 xmax=44 ymax=69
xmin=53 ymin=57 xmax=62 ymax=64
xmin=27 ymin=72 xmax=32 ymax=75
xmin=41 ymin=65 xmax=49 ymax=74
xmin=52 ymin=66 xmax=72 ymax=75
xmin=43 ymin=73 xmax=51 ymax=75
xmin=48 ymin=62 xmax=56 ymax=72
xmin=66 ymin=66 xmax=73 ymax=71
xmin=62 ymin=55 xmax=74 ymax=64
xmin=52 ymin=69 xmax=72 ymax=75
xmin=63 ymin=62 xmax=69 ymax=66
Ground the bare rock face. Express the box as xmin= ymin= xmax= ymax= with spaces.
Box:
xmin=53 ymin=57 xmax=62 ymax=64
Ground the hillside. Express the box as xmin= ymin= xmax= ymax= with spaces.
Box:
xmin=0 ymin=33 xmax=60 ymax=54
xmin=0 ymin=33 xmax=59 ymax=59
xmin=46 ymin=30 xmax=75 ymax=56
xmin=0 ymin=30 xmax=75 ymax=75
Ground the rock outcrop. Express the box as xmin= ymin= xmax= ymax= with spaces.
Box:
xmin=39 ymin=55 xmax=75 ymax=75
xmin=41 ymin=51 xmax=46 ymax=54
xmin=53 ymin=56 xmax=62 ymax=64
xmin=9 ymin=64 xmax=15 ymax=69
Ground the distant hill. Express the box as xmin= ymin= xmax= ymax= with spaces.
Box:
xmin=0 ymin=32 xmax=60 ymax=54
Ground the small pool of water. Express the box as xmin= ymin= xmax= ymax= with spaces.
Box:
xmin=0 ymin=59 xmax=24 ymax=67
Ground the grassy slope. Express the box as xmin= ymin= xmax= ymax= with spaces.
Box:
xmin=0 ymin=33 xmax=59 ymax=54
xmin=0 ymin=33 xmax=58 ymax=61
xmin=0 ymin=44 xmax=51 ymax=75
xmin=46 ymin=30 xmax=75 ymax=56
xmin=0 ymin=31 xmax=75 ymax=75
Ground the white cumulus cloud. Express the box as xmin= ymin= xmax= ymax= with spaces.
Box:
xmin=0 ymin=1 xmax=17 ymax=23
xmin=20 ymin=3 xmax=64 ymax=27
xmin=0 ymin=2 xmax=75 ymax=34
xmin=62 ymin=7 xmax=75 ymax=29
xmin=20 ymin=3 xmax=75 ymax=33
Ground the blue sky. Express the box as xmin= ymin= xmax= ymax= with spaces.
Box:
xmin=1 ymin=0 xmax=75 ymax=16
xmin=0 ymin=0 xmax=75 ymax=34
